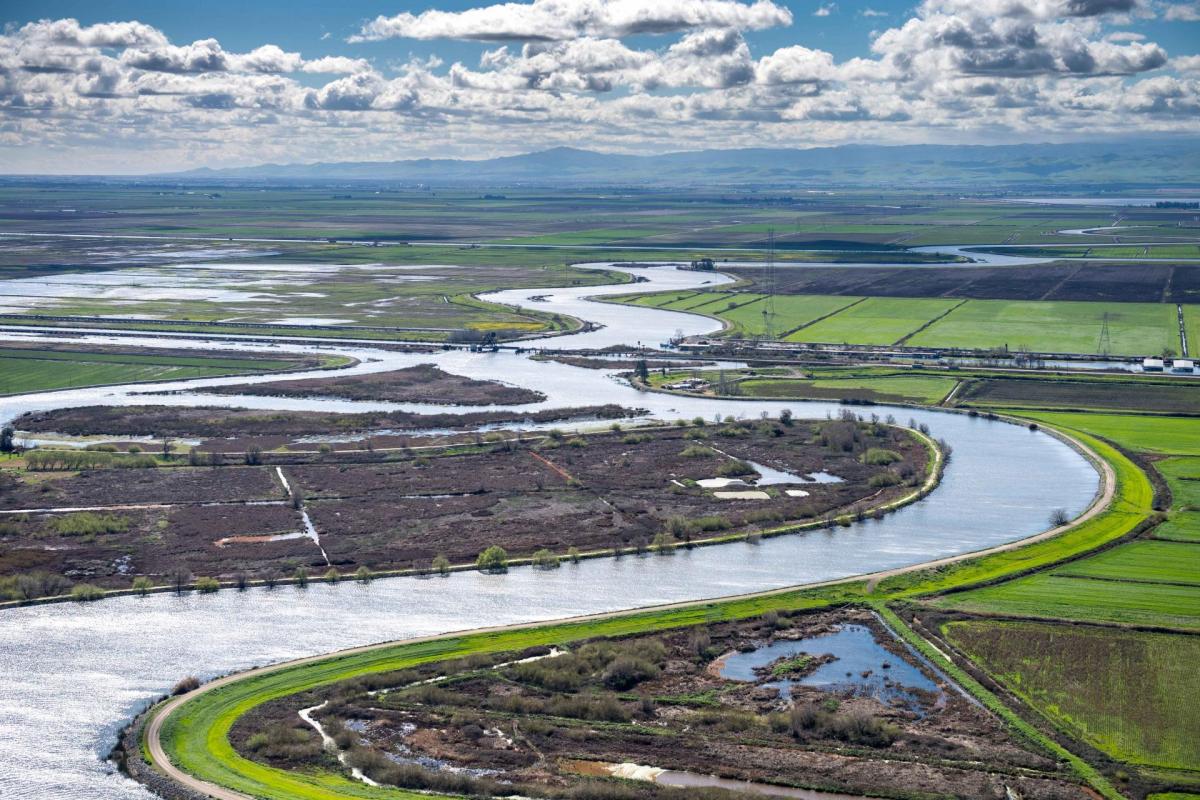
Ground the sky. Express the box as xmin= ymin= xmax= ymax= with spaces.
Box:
xmin=1 ymin=0 xmax=1198 ymax=173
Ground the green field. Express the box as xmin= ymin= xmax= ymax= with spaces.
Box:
xmin=0 ymin=347 xmax=301 ymax=396
xmin=1186 ymin=305 xmax=1200 ymax=356
xmin=1055 ymin=540 xmax=1200 ymax=585
xmin=785 ymin=297 xmax=961 ymax=345
xmin=936 ymin=572 xmax=1200 ymax=629
xmin=944 ymin=620 xmax=1200 ymax=770
xmin=615 ymin=289 xmax=1186 ymax=355
xmin=908 ymin=299 xmax=1179 ymax=355
xmin=738 ymin=373 xmax=959 ymax=405
xmin=1011 ymin=411 xmax=1200 ymax=456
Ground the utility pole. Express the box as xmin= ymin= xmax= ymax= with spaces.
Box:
xmin=760 ymin=228 xmax=777 ymax=341
xmin=1097 ymin=312 xmax=1112 ymax=356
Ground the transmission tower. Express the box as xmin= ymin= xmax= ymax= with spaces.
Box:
xmin=760 ymin=228 xmax=777 ymax=340
xmin=1097 ymin=312 xmax=1112 ymax=356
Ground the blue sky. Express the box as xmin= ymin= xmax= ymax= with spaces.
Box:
xmin=1 ymin=0 xmax=1197 ymax=172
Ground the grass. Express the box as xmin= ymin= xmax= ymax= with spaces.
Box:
xmin=876 ymin=605 xmax=1122 ymax=799
xmin=738 ymin=374 xmax=958 ymax=405
xmin=934 ymin=571 xmax=1200 ymax=629
xmin=1008 ymin=412 xmax=1200 ymax=456
xmin=876 ymin=429 xmax=1153 ymax=598
xmin=0 ymin=348 xmax=300 ymax=396
xmin=1054 ymin=540 xmax=1200 ymax=585
xmin=958 ymin=377 xmax=1200 ymax=415
xmin=907 ymin=299 xmax=1178 ymax=356
xmin=943 ymin=619 xmax=1200 ymax=771
xmin=785 ymin=297 xmax=961 ymax=345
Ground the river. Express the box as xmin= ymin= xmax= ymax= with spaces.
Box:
xmin=0 ymin=256 xmax=1099 ymax=799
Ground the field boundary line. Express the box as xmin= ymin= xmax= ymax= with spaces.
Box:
xmin=893 ymin=298 xmax=968 ymax=346
xmin=777 ymin=296 xmax=867 ymax=340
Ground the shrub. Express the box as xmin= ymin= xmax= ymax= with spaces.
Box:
xmin=50 ymin=512 xmax=130 ymax=537
xmin=716 ymin=459 xmax=756 ymax=477
xmin=532 ymin=548 xmax=560 ymax=569
xmin=70 ymin=583 xmax=104 ymax=602
xmin=1050 ymin=507 xmax=1070 ymax=527
xmin=651 ymin=532 xmax=676 ymax=555
xmin=601 ymin=656 xmax=659 ymax=690
xmin=567 ymin=437 xmax=587 ymax=448
xmin=355 ymin=565 xmax=373 ymax=583
xmin=194 ymin=576 xmax=220 ymax=593
xmin=680 ymin=444 xmax=711 ymax=457
xmin=324 ymin=568 xmax=340 ymax=584
xmin=862 ymin=448 xmax=902 ymax=465
xmin=293 ymin=566 xmax=309 ymax=586
xmin=567 ymin=546 xmax=581 ymax=564
xmin=476 ymin=545 xmax=508 ymax=573
xmin=172 ymin=676 xmax=200 ymax=695
xmin=868 ymin=472 xmax=901 ymax=488
xmin=432 ymin=554 xmax=451 ymax=576
xmin=131 ymin=576 xmax=154 ymax=596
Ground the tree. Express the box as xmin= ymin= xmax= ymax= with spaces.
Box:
xmin=634 ymin=359 xmax=650 ymax=382
xmin=432 ymin=554 xmax=451 ymax=576
xmin=531 ymin=548 xmax=560 ymax=570
xmin=476 ymin=545 xmax=508 ymax=573
xmin=354 ymin=566 xmax=373 ymax=583
xmin=0 ymin=426 xmax=14 ymax=453
xmin=131 ymin=576 xmax=154 ymax=596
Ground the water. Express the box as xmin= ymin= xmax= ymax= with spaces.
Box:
xmin=719 ymin=624 xmax=941 ymax=711
xmin=0 ymin=256 xmax=1100 ymax=799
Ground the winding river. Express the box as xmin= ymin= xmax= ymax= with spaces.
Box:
xmin=0 ymin=255 xmax=1100 ymax=799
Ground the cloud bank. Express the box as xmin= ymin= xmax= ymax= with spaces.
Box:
xmin=0 ymin=0 xmax=1196 ymax=172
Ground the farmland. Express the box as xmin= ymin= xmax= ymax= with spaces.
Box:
xmin=615 ymin=288 xmax=1190 ymax=354
xmin=0 ymin=344 xmax=320 ymax=396
xmin=943 ymin=620 xmax=1200 ymax=771
xmin=1009 ymin=411 xmax=1200 ymax=455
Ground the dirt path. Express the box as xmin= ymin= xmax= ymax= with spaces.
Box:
xmin=143 ymin=429 xmax=1114 ymax=800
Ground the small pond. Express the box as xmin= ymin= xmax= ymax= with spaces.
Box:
xmin=719 ymin=624 xmax=942 ymax=713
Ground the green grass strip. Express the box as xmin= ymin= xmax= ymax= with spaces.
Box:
xmin=159 ymin=584 xmax=865 ymax=800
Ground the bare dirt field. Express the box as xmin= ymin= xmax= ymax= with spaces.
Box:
xmin=0 ymin=418 xmax=929 ymax=592
xmin=199 ymin=363 xmax=545 ymax=405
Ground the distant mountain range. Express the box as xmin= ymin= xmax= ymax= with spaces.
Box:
xmin=167 ymin=140 xmax=1200 ymax=188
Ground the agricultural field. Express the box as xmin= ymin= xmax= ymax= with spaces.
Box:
xmin=650 ymin=365 xmax=960 ymax=405
xmin=956 ymin=376 xmax=1200 ymax=414
xmin=9 ymin=186 xmax=1194 ymax=249
xmin=731 ymin=261 xmax=1200 ymax=304
xmin=787 ymin=297 xmax=963 ymax=345
xmin=906 ymin=299 xmax=1180 ymax=355
xmin=1011 ymin=411 xmax=1200 ymax=455
xmin=942 ymin=620 xmax=1200 ymax=771
xmin=0 ymin=344 xmax=315 ymax=396
xmin=616 ymin=288 xmax=1188 ymax=354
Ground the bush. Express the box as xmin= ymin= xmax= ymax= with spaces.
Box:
xmin=862 ymin=448 xmax=902 ymax=465
xmin=194 ymin=576 xmax=220 ymax=593
xmin=531 ymin=548 xmax=560 ymax=569
xmin=50 ymin=512 xmax=131 ymax=537
xmin=355 ymin=565 xmax=373 ymax=583
xmin=324 ymin=568 xmax=341 ymax=584
xmin=172 ymin=675 xmax=200 ymax=695
xmin=476 ymin=545 xmax=508 ymax=573
xmin=1050 ymin=507 xmax=1070 ymax=527
xmin=293 ymin=566 xmax=309 ymax=586
xmin=868 ymin=472 xmax=901 ymax=488
xmin=432 ymin=554 xmax=451 ymax=576
xmin=651 ymin=532 xmax=676 ymax=554
xmin=567 ymin=546 xmax=581 ymax=564
xmin=680 ymin=444 xmax=711 ymax=458
xmin=131 ymin=576 xmax=154 ymax=596
xmin=70 ymin=583 xmax=105 ymax=602
xmin=601 ymin=656 xmax=659 ymax=690
xmin=716 ymin=459 xmax=757 ymax=477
